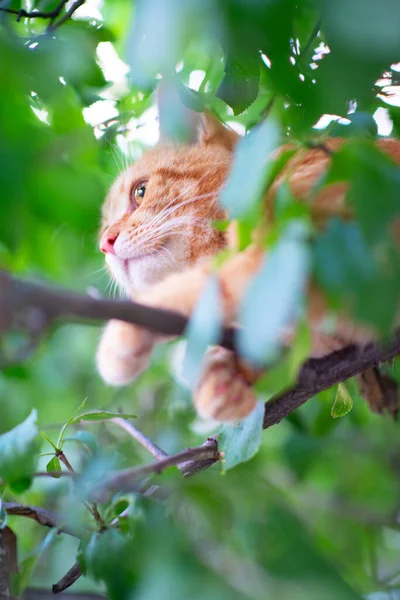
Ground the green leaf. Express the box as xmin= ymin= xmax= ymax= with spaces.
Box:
xmin=219 ymin=116 xmax=280 ymax=219
xmin=217 ymin=49 xmax=261 ymax=115
xmin=331 ymin=383 xmax=353 ymax=418
xmin=57 ymin=398 xmax=88 ymax=448
xmin=175 ymin=76 xmax=205 ymax=113
xmin=238 ymin=223 xmax=311 ymax=365
xmin=46 ymin=456 xmax=62 ymax=478
xmin=39 ymin=429 xmax=58 ymax=452
xmin=314 ymin=219 xmax=400 ymax=332
xmin=0 ymin=410 xmax=40 ymax=493
xmin=218 ymin=400 xmax=264 ymax=472
xmin=84 ymin=530 xmax=135 ymax=599
xmin=182 ymin=276 xmax=222 ymax=387
xmin=69 ymin=411 xmax=137 ymax=424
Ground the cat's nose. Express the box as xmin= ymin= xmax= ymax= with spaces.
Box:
xmin=100 ymin=232 xmax=118 ymax=254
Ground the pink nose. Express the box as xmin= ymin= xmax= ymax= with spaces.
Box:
xmin=100 ymin=232 xmax=118 ymax=254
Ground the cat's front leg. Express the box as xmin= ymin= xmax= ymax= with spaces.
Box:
xmin=194 ymin=347 xmax=260 ymax=421
xmin=96 ymin=319 xmax=155 ymax=385
xmin=96 ymin=245 xmax=263 ymax=388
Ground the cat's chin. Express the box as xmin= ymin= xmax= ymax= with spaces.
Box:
xmin=106 ymin=253 xmax=179 ymax=295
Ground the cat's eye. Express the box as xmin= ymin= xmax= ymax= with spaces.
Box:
xmin=131 ymin=180 xmax=147 ymax=208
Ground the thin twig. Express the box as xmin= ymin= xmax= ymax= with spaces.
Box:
xmin=57 ymin=450 xmax=75 ymax=473
xmin=259 ymin=93 xmax=277 ymax=122
xmin=57 ymin=450 xmax=104 ymax=526
xmin=100 ymin=439 xmax=219 ymax=495
xmin=0 ymin=0 xmax=66 ymax=21
xmin=297 ymin=17 xmax=322 ymax=62
xmin=52 ymin=562 xmax=82 ymax=594
xmin=3 ymin=502 xmax=80 ymax=538
xmin=47 ymin=0 xmax=85 ymax=32
xmin=111 ymin=418 xmax=168 ymax=460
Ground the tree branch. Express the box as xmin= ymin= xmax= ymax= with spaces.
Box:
xmin=47 ymin=0 xmax=85 ymax=32
xmin=0 ymin=0 xmax=86 ymax=31
xmin=52 ymin=563 xmax=81 ymax=594
xmin=0 ymin=527 xmax=17 ymax=600
xmin=263 ymin=337 xmax=400 ymax=428
xmin=98 ymin=439 xmax=219 ymax=496
xmin=0 ymin=1 xmax=67 ymax=21
xmin=0 ymin=270 xmax=235 ymax=351
xmin=110 ymin=418 xmax=168 ymax=460
xmin=3 ymin=502 xmax=80 ymax=538
xmin=98 ymin=338 xmax=400 ymax=494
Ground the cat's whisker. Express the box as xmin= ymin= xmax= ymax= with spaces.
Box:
xmin=145 ymin=191 xmax=218 ymax=230
xmin=104 ymin=276 xmax=115 ymax=295
xmin=133 ymin=219 xmax=210 ymax=248
xmin=109 ymin=142 xmax=126 ymax=176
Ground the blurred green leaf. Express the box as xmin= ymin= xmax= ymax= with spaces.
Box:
xmin=84 ymin=530 xmax=135 ymax=599
xmin=0 ymin=410 xmax=40 ymax=493
xmin=70 ymin=410 xmax=137 ymax=424
xmin=218 ymin=400 xmax=264 ymax=472
xmin=314 ymin=219 xmax=400 ymax=332
xmin=182 ymin=276 xmax=222 ymax=387
xmin=220 ymin=117 xmax=280 ymax=219
xmin=239 ymin=223 xmax=311 ymax=365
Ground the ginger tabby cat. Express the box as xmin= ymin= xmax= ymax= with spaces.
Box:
xmin=97 ymin=109 xmax=400 ymax=422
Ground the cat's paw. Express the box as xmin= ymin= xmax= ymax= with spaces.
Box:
xmin=96 ymin=320 xmax=155 ymax=386
xmin=194 ymin=347 xmax=257 ymax=422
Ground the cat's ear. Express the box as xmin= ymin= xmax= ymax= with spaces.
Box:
xmin=198 ymin=111 xmax=239 ymax=152
xmin=156 ymin=82 xmax=239 ymax=151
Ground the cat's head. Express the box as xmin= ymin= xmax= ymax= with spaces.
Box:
xmin=100 ymin=110 xmax=239 ymax=295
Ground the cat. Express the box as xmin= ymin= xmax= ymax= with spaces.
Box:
xmin=96 ymin=108 xmax=400 ymax=422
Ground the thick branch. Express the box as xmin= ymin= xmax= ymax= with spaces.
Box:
xmin=0 ymin=528 xmax=17 ymax=600
xmin=2 ymin=271 xmax=400 ymax=492
xmin=263 ymin=337 xmax=400 ymax=428
xmin=0 ymin=270 xmax=235 ymax=349
xmin=3 ymin=503 xmax=80 ymax=538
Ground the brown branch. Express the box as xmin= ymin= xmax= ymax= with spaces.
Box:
xmin=56 ymin=451 xmax=75 ymax=473
xmin=0 ymin=527 xmax=17 ymax=600
xmin=110 ymin=418 xmax=168 ymax=460
xmin=3 ymin=503 xmax=80 ymax=538
xmin=0 ymin=0 xmax=86 ymax=32
xmin=47 ymin=0 xmax=86 ymax=32
xmin=98 ymin=439 xmax=219 ymax=496
xmin=52 ymin=563 xmax=81 ymax=594
xmin=0 ymin=270 xmax=235 ymax=350
xmin=263 ymin=337 xmax=400 ymax=428
xmin=0 ymin=1 xmax=67 ymax=21
xmin=98 ymin=336 xmax=400 ymax=493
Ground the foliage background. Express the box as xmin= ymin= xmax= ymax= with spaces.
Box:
xmin=1 ymin=0 xmax=400 ymax=598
